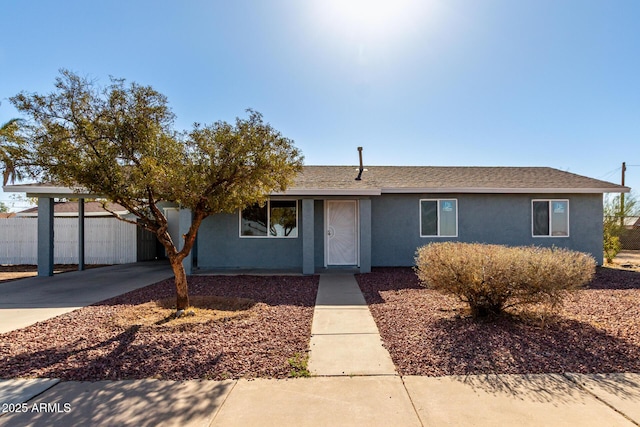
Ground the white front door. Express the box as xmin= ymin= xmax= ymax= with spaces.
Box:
xmin=326 ymin=200 xmax=359 ymax=266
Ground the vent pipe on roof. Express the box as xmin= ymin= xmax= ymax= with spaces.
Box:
xmin=355 ymin=147 xmax=364 ymax=181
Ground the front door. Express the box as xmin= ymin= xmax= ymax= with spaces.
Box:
xmin=326 ymin=200 xmax=359 ymax=266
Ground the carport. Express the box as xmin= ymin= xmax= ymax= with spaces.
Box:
xmin=2 ymin=183 xmax=193 ymax=276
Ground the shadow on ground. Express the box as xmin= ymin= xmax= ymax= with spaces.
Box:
xmin=357 ymin=267 xmax=640 ymax=382
xmin=456 ymin=372 xmax=640 ymax=404
xmin=0 ymin=379 xmax=233 ymax=426
xmin=97 ymin=275 xmax=319 ymax=308
xmin=427 ymin=314 xmax=640 ymax=378
xmin=0 ymin=275 xmax=318 ymax=381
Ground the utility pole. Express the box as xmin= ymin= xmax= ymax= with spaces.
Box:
xmin=620 ymin=162 xmax=626 ymax=227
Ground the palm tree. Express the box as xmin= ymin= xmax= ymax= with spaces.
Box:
xmin=0 ymin=118 xmax=25 ymax=186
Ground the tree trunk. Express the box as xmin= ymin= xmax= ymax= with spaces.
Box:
xmin=153 ymin=210 xmax=205 ymax=312
xmin=169 ymin=256 xmax=189 ymax=310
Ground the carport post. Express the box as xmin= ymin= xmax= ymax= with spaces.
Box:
xmin=78 ymin=198 xmax=85 ymax=271
xmin=37 ymin=197 xmax=55 ymax=276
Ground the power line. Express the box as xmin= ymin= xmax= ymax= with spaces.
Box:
xmin=597 ymin=166 xmax=621 ymax=180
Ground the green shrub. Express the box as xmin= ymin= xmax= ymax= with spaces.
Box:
xmin=414 ymin=242 xmax=596 ymax=318
xmin=603 ymin=231 xmax=621 ymax=264
xmin=603 ymin=215 xmax=623 ymax=264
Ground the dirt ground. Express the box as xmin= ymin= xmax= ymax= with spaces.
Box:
xmin=606 ymin=250 xmax=640 ymax=270
xmin=0 ymin=264 xmax=109 ymax=283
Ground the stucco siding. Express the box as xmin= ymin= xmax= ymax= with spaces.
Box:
xmin=197 ymin=207 xmax=304 ymax=270
xmin=197 ymin=193 xmax=604 ymax=270
xmin=371 ymin=193 xmax=603 ymax=266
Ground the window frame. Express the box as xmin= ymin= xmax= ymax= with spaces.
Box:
xmin=531 ymin=199 xmax=570 ymax=238
xmin=419 ymin=198 xmax=458 ymax=238
xmin=239 ymin=199 xmax=299 ymax=239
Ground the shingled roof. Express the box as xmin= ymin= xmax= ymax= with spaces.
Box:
xmin=4 ymin=166 xmax=629 ymax=197
xmin=282 ymin=166 xmax=628 ymax=195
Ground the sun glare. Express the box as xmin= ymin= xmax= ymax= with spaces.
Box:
xmin=314 ymin=0 xmax=428 ymax=43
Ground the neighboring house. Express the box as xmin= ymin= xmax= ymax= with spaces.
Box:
xmin=2 ymin=165 xmax=630 ymax=275
xmin=15 ymin=201 xmax=128 ymax=217
xmin=623 ymin=216 xmax=640 ymax=228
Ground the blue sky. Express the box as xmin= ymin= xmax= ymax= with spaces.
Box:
xmin=1 ymin=0 xmax=638 ymax=210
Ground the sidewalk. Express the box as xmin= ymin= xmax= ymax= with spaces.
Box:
xmin=2 ymin=373 xmax=639 ymax=426
xmin=1 ymin=273 xmax=640 ymax=426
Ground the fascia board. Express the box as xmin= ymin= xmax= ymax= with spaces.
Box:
xmin=381 ymin=187 xmax=631 ymax=194
xmin=2 ymin=185 xmax=101 ymax=198
xmin=274 ymin=188 xmax=382 ymax=196
xmin=3 ymin=185 xmax=77 ymax=193
xmin=16 ymin=211 xmax=128 ymax=218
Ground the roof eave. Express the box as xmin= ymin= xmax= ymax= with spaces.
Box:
xmin=15 ymin=211 xmax=128 ymax=218
xmin=2 ymin=184 xmax=101 ymax=198
xmin=381 ymin=186 xmax=631 ymax=194
xmin=275 ymin=188 xmax=382 ymax=196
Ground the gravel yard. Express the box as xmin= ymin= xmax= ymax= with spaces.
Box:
xmin=357 ymin=267 xmax=640 ymax=376
xmin=0 ymin=275 xmax=318 ymax=381
xmin=2 ymin=264 xmax=639 ymax=381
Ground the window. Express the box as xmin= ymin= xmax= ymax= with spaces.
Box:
xmin=532 ymin=200 xmax=569 ymax=237
xmin=240 ymin=200 xmax=298 ymax=238
xmin=420 ymin=199 xmax=458 ymax=237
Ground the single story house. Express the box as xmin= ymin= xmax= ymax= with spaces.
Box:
xmin=622 ymin=216 xmax=640 ymax=228
xmin=3 ymin=165 xmax=629 ymax=276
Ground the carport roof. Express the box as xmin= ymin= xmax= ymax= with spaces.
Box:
xmin=1 ymin=182 xmax=102 ymax=198
xmin=16 ymin=201 xmax=128 ymax=217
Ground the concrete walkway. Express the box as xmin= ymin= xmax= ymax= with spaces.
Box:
xmin=308 ymin=274 xmax=396 ymax=376
xmin=1 ymin=374 xmax=639 ymax=426
xmin=0 ymin=261 xmax=173 ymax=333
xmin=1 ymin=272 xmax=640 ymax=425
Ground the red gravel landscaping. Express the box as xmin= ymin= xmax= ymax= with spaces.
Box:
xmin=4 ymin=268 xmax=639 ymax=381
xmin=0 ymin=275 xmax=318 ymax=381
xmin=356 ymin=267 xmax=640 ymax=376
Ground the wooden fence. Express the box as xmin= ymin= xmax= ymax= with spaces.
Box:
xmin=0 ymin=217 xmax=137 ymax=264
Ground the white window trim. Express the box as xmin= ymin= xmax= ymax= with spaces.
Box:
xmin=239 ymin=199 xmax=299 ymax=238
xmin=531 ymin=199 xmax=570 ymax=238
xmin=420 ymin=198 xmax=458 ymax=238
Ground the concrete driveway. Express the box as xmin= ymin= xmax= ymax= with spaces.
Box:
xmin=0 ymin=261 xmax=173 ymax=333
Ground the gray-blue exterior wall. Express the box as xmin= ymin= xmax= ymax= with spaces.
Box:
xmin=370 ymin=193 xmax=604 ymax=266
xmin=197 ymin=208 xmax=304 ymax=270
xmin=196 ymin=193 xmax=604 ymax=269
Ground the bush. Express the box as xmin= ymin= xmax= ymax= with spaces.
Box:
xmin=603 ymin=215 xmax=623 ymax=264
xmin=603 ymin=230 xmax=621 ymax=264
xmin=414 ymin=242 xmax=596 ymax=318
